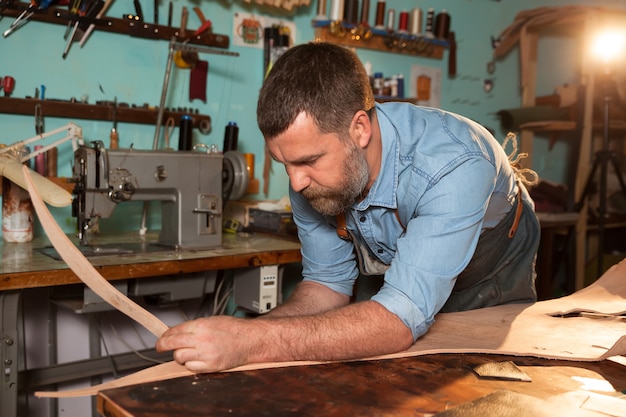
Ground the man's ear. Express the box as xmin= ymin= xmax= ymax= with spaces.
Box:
xmin=352 ymin=110 xmax=372 ymax=148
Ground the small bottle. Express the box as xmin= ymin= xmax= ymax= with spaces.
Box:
xmin=372 ymin=72 xmax=384 ymax=97
xmin=397 ymin=73 xmax=405 ymax=98
xmin=383 ymin=79 xmax=391 ymax=97
xmin=178 ymin=114 xmax=193 ymax=151
xmin=390 ymin=75 xmax=398 ymax=97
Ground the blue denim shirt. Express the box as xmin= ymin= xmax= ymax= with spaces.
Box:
xmin=289 ymin=102 xmax=529 ymax=340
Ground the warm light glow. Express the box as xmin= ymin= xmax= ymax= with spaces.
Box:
xmin=591 ymin=29 xmax=626 ymax=64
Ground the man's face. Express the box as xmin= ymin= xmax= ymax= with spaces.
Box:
xmin=300 ymin=138 xmax=369 ymax=216
xmin=266 ymin=112 xmax=370 ymax=216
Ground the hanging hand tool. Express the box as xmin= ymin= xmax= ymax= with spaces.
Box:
xmin=3 ymin=0 xmax=56 ymax=38
xmin=34 ymin=104 xmax=44 ymax=135
xmin=192 ymin=6 xmax=212 ymax=37
xmin=62 ymin=0 xmax=88 ymax=59
xmin=62 ymin=0 xmax=86 ymax=58
xmin=63 ymin=0 xmax=103 ymax=59
xmin=109 ymin=97 xmax=119 ymax=149
xmin=167 ymin=1 xmax=172 ymax=27
xmin=133 ymin=0 xmax=143 ymax=21
xmin=153 ymin=0 xmax=157 ymax=24
xmin=64 ymin=0 xmax=82 ymax=40
xmin=179 ymin=5 xmax=187 ymax=38
xmin=78 ymin=0 xmax=113 ymax=47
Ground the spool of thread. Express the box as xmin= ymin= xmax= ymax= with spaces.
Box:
xmin=315 ymin=0 xmax=327 ymax=19
xmin=329 ymin=0 xmax=343 ymax=21
xmin=360 ymin=0 xmax=369 ymax=24
xmin=434 ymin=10 xmax=451 ymax=39
xmin=425 ymin=8 xmax=435 ymax=37
xmin=398 ymin=10 xmax=409 ymax=32
xmin=178 ymin=114 xmax=193 ymax=151
xmin=374 ymin=0 xmax=385 ymax=27
xmin=34 ymin=145 xmax=46 ymax=176
xmin=46 ymin=148 xmax=58 ymax=177
xmin=223 ymin=121 xmax=239 ymax=152
xmin=243 ymin=153 xmax=255 ymax=180
xmin=386 ymin=9 xmax=395 ymax=31
xmin=409 ymin=8 xmax=422 ymax=34
xmin=198 ymin=118 xmax=211 ymax=135
xmin=343 ymin=0 xmax=358 ymax=24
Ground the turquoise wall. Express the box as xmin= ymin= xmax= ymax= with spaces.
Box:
xmin=1 ymin=0 xmax=625 ymax=237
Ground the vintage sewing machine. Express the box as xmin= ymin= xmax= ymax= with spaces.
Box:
xmin=71 ymin=141 xmax=248 ymax=249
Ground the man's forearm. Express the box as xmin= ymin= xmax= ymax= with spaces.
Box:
xmin=266 ymin=281 xmax=350 ymax=318
xmin=251 ymin=300 xmax=414 ymax=364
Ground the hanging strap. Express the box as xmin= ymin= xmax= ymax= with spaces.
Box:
xmin=508 ymin=181 xmax=524 ymax=238
xmin=336 ymin=212 xmax=351 ymax=240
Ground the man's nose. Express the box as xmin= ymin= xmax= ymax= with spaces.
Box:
xmin=287 ymin=167 xmax=311 ymax=193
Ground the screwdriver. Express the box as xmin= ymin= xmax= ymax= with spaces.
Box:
xmin=63 ymin=0 xmax=103 ymax=59
xmin=79 ymin=0 xmax=114 ymax=47
xmin=62 ymin=0 xmax=87 ymax=59
xmin=64 ymin=0 xmax=82 ymax=40
xmin=3 ymin=0 xmax=56 ymax=38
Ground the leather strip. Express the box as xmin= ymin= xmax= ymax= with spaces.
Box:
xmin=508 ymin=184 xmax=524 ymax=238
xmin=22 ymin=166 xmax=169 ymax=338
xmin=336 ymin=212 xmax=351 ymax=240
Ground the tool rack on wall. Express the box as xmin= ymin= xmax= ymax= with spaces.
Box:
xmin=312 ymin=21 xmax=449 ymax=59
xmin=0 ymin=1 xmax=230 ymax=48
xmin=0 ymin=97 xmax=211 ymax=129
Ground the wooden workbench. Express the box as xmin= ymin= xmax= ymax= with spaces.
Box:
xmin=0 ymin=231 xmax=302 ymax=417
xmin=0 ymin=232 xmax=302 ymax=291
xmin=97 ymin=353 xmax=626 ymax=417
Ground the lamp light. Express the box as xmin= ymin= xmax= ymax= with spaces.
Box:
xmin=577 ymin=26 xmax=626 ymax=277
xmin=590 ymin=29 xmax=625 ymax=66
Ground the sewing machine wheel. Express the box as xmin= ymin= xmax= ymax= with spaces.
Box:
xmin=223 ymin=151 xmax=249 ymax=201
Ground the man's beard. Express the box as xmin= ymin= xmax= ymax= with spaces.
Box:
xmin=301 ymin=141 xmax=370 ymax=216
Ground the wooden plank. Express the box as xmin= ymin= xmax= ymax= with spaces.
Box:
xmin=0 ymin=97 xmax=211 ymax=129
xmin=0 ymin=223 xmax=301 ymax=292
xmin=95 ymin=354 xmax=626 ymax=417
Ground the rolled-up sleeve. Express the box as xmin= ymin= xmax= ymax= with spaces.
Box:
xmin=372 ymin=158 xmax=497 ymax=340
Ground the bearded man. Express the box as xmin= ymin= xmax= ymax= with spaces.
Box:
xmin=157 ymin=42 xmax=540 ymax=372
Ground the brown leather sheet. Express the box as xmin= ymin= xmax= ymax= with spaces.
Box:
xmin=402 ymin=258 xmax=626 ymax=361
xmin=37 ymin=258 xmax=626 ymax=398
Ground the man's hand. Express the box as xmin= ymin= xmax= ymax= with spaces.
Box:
xmin=156 ymin=316 xmax=263 ymax=373
xmin=156 ymin=281 xmax=413 ymax=374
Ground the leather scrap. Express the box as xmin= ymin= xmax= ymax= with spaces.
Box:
xmin=434 ymin=390 xmax=605 ymax=417
xmin=189 ymin=60 xmax=208 ymax=103
xmin=472 ymin=361 xmax=532 ymax=382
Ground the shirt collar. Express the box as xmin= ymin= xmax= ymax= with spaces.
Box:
xmin=353 ymin=103 xmax=399 ymax=211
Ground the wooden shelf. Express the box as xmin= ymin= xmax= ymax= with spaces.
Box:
xmin=313 ymin=21 xmax=448 ymax=59
xmin=519 ymin=120 xmax=577 ymax=131
xmin=0 ymin=97 xmax=210 ymax=129
xmin=376 ymin=97 xmax=418 ymax=104
xmin=0 ymin=2 xmax=229 ymax=48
